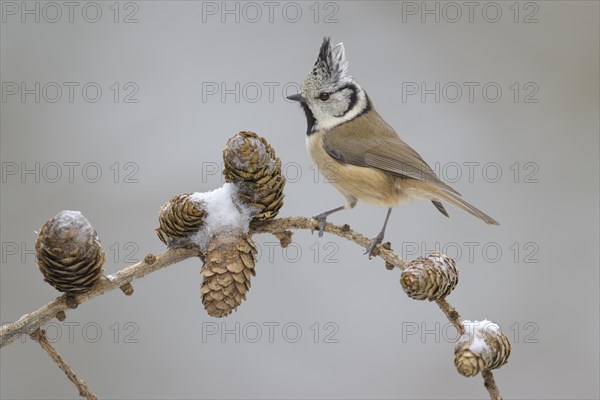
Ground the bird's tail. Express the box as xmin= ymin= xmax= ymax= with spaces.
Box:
xmin=408 ymin=180 xmax=500 ymax=225
xmin=435 ymin=188 xmax=499 ymax=225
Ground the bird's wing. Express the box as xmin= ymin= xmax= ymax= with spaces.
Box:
xmin=322 ymin=113 xmax=461 ymax=196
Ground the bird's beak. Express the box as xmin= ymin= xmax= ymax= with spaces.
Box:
xmin=286 ymin=93 xmax=306 ymax=103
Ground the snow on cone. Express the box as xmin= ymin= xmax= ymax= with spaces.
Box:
xmin=400 ymin=252 xmax=459 ymax=301
xmin=223 ymin=131 xmax=285 ymax=222
xmin=454 ymin=320 xmax=511 ymax=377
xmin=35 ymin=211 xmax=105 ymax=295
xmin=156 ymin=193 xmax=207 ymax=245
xmin=200 ymin=232 xmax=257 ymax=318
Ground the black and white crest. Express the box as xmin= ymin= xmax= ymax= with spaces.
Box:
xmin=311 ymin=37 xmax=351 ymax=87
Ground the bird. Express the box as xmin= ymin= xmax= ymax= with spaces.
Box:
xmin=287 ymin=37 xmax=499 ymax=258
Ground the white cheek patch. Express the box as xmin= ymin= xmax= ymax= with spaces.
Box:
xmin=315 ymin=87 xmax=368 ymax=132
xmin=331 ymin=89 xmax=353 ymax=118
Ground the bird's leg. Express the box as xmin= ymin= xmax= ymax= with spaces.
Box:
xmin=365 ymin=207 xmax=393 ymax=259
xmin=312 ymin=205 xmax=346 ymax=237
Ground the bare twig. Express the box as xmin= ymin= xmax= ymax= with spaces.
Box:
xmin=482 ymin=370 xmax=502 ymax=400
xmin=1 ymin=246 xmax=201 ymax=348
xmin=250 ymin=217 xmax=407 ymax=269
xmin=30 ymin=329 xmax=98 ymax=400
xmin=0 ymin=216 xmax=502 ymax=399
xmin=435 ymin=298 xmax=464 ymax=335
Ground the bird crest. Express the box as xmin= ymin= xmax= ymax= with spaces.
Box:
xmin=302 ymin=37 xmax=352 ymax=95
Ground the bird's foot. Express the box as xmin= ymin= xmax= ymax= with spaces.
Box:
xmin=311 ymin=213 xmax=328 ymax=237
xmin=364 ymin=231 xmax=385 ymax=259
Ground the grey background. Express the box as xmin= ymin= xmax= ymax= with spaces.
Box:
xmin=1 ymin=1 xmax=598 ymax=399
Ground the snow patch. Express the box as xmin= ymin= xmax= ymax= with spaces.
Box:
xmin=51 ymin=210 xmax=94 ymax=244
xmin=189 ymin=183 xmax=253 ymax=252
xmin=462 ymin=319 xmax=500 ymax=354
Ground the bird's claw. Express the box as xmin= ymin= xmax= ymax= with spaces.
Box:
xmin=364 ymin=232 xmax=385 ymax=259
xmin=312 ymin=213 xmax=328 ymax=237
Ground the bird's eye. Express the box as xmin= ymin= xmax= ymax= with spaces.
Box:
xmin=319 ymin=92 xmax=330 ymax=101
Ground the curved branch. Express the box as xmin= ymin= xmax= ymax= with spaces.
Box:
xmin=0 ymin=216 xmax=501 ymax=399
xmin=250 ymin=217 xmax=407 ymax=269
xmin=255 ymin=217 xmax=497 ymax=398
xmin=0 ymin=247 xmax=201 ymax=348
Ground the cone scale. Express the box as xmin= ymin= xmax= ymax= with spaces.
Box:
xmin=201 ymin=232 xmax=257 ymax=318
